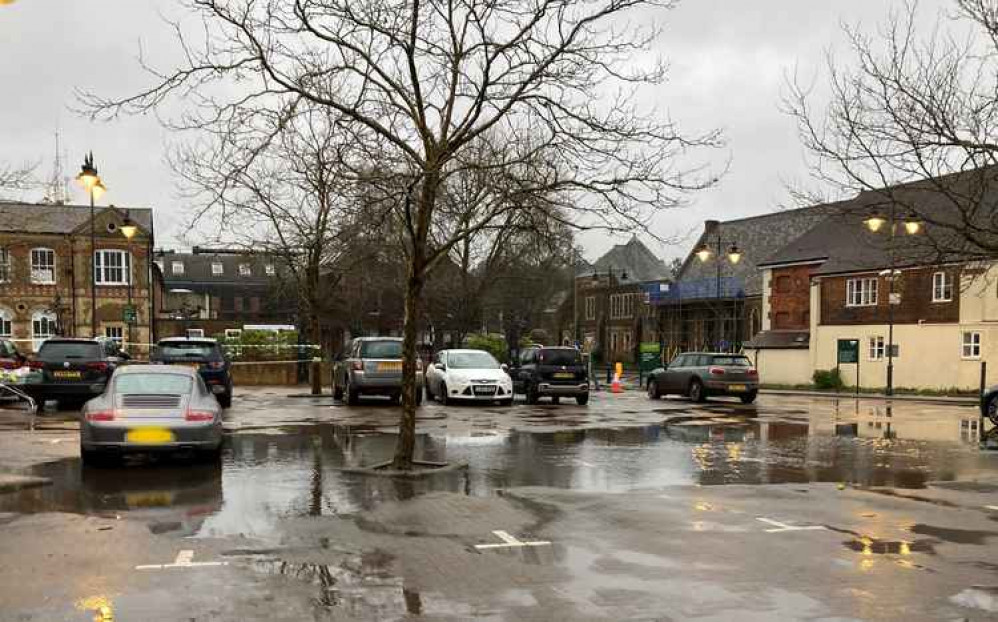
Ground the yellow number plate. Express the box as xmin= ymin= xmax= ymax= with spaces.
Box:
xmin=377 ymin=361 xmax=402 ymax=372
xmin=553 ymin=372 xmax=574 ymax=379
xmin=125 ymin=427 xmax=175 ymax=445
xmin=53 ymin=371 xmax=82 ymax=380
xmin=126 ymin=492 xmax=175 ymax=507
xmin=728 ymin=384 xmax=747 ymax=392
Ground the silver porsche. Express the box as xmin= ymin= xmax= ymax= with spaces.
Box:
xmin=80 ymin=365 xmax=223 ymax=466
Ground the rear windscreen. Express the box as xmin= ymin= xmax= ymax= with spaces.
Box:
xmin=115 ymin=374 xmax=193 ymax=394
xmin=539 ymin=349 xmax=582 ymax=366
xmin=39 ymin=342 xmax=101 ymax=360
xmin=711 ymin=356 xmax=751 ymax=367
xmin=361 ymin=341 xmax=403 ymax=359
xmin=158 ymin=343 xmax=219 ymax=359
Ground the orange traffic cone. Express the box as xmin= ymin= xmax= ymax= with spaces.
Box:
xmin=611 ymin=372 xmax=622 ymax=394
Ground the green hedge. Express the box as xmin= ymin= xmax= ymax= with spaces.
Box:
xmin=812 ymin=368 xmax=843 ymax=390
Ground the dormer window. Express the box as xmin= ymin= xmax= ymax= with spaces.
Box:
xmin=212 ymin=262 xmax=224 ymax=276
xmin=239 ymin=263 xmax=251 ymax=276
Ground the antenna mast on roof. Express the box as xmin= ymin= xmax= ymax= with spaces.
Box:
xmin=41 ymin=130 xmax=69 ymax=205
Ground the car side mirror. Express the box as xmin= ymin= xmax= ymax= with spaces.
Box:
xmin=435 ymin=363 xmax=446 ymax=371
xmin=501 ymin=363 xmax=509 ymax=374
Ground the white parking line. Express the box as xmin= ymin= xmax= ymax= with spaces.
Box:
xmin=756 ymin=517 xmax=827 ymax=533
xmin=136 ymin=549 xmax=229 ymax=570
xmin=474 ymin=530 xmax=551 ymax=550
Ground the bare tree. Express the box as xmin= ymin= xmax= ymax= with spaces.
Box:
xmin=0 ymin=162 xmax=35 ymax=197
xmin=83 ymin=0 xmax=721 ymax=469
xmin=786 ymin=0 xmax=998 ymax=260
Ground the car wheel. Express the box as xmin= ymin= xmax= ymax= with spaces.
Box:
xmin=346 ymin=379 xmax=360 ymax=406
xmin=525 ymin=383 xmax=539 ymax=405
xmin=424 ymin=382 xmax=434 ymax=402
xmin=333 ymin=380 xmax=344 ymax=401
xmin=575 ymin=393 xmax=590 ymax=406
xmin=689 ymin=379 xmax=706 ymax=403
xmin=197 ymin=444 xmax=223 ymax=463
xmin=81 ymin=447 xmax=110 ymax=468
xmin=647 ymin=379 xmax=661 ymax=400
xmin=988 ymin=395 xmax=998 ymax=425
xmin=389 ymin=393 xmax=401 ymax=405
xmin=740 ymin=391 xmax=758 ymax=405
xmin=551 ymin=396 xmax=560 ymax=405
xmin=218 ymin=392 xmax=232 ymax=409
xmin=439 ymin=382 xmax=449 ymax=406
xmin=500 ymin=399 xmax=513 ymax=407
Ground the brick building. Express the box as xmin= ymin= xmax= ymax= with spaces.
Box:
xmin=0 ymin=202 xmax=154 ymax=352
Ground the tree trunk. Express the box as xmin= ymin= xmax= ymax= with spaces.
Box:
xmin=309 ymin=314 xmax=322 ymax=395
xmin=391 ymin=269 xmax=424 ymax=469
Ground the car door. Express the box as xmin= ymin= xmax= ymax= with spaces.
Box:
xmin=660 ymin=354 xmax=684 ymax=394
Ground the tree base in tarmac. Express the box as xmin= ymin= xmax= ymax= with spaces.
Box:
xmin=340 ymin=460 xmax=468 ymax=478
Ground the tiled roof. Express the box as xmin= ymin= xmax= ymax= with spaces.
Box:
xmin=155 ymin=251 xmax=281 ymax=286
xmin=0 ymin=202 xmax=153 ymax=234
xmin=590 ymin=236 xmax=668 ymax=281
xmin=744 ymin=330 xmax=810 ymax=350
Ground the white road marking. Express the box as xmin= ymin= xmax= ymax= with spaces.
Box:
xmin=474 ymin=530 xmax=552 ymax=550
xmin=577 ymin=460 xmax=596 ymax=468
xmin=135 ymin=549 xmax=229 ymax=570
xmin=756 ymin=517 xmax=827 ymax=533
xmin=985 ymin=505 xmax=998 ymax=511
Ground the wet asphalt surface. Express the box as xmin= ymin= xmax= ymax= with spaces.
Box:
xmin=1 ymin=388 xmax=997 ymax=621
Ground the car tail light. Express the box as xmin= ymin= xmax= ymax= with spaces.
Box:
xmin=0 ymin=360 xmax=17 ymax=370
xmin=207 ymin=361 xmax=225 ymax=369
xmin=87 ymin=362 xmax=109 ymax=372
xmin=708 ymin=366 xmax=725 ymax=376
xmin=85 ymin=410 xmax=115 ymax=422
xmin=351 ymin=361 xmax=364 ymax=371
xmin=28 ymin=360 xmax=45 ymax=370
xmin=185 ymin=409 xmax=215 ymax=422
xmin=747 ymin=368 xmax=758 ymax=377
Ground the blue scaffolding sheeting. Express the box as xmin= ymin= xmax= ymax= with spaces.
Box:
xmin=642 ymin=277 xmax=745 ymax=305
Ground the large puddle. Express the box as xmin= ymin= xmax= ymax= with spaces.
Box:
xmin=1 ymin=407 xmax=993 ymax=539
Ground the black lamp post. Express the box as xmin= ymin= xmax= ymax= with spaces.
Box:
xmin=695 ymin=236 xmax=742 ymax=350
xmin=76 ymin=153 xmax=105 ymax=338
xmin=120 ymin=211 xmax=138 ymax=348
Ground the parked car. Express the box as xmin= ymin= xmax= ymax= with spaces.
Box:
xmin=150 ymin=338 xmax=233 ymax=408
xmin=646 ymin=352 xmax=759 ymax=404
xmin=424 ymin=349 xmax=514 ymax=406
xmin=510 ymin=345 xmax=589 ymax=405
xmin=25 ymin=338 xmax=124 ymax=409
xmin=980 ymin=385 xmax=998 ymax=425
xmin=332 ymin=337 xmax=424 ymax=405
xmin=0 ymin=338 xmax=26 ymax=371
xmin=80 ymin=365 xmax=223 ymax=466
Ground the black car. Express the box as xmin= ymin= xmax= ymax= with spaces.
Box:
xmin=26 ymin=338 xmax=122 ymax=409
xmin=981 ymin=386 xmax=998 ymax=426
xmin=150 ymin=338 xmax=233 ymax=408
xmin=0 ymin=338 xmax=25 ymax=371
xmin=510 ymin=346 xmax=589 ymax=405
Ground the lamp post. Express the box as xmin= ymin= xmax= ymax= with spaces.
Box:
xmin=76 ymin=153 xmax=105 ymax=338
xmin=863 ymin=206 xmax=921 ymax=396
xmin=695 ymin=236 xmax=742 ymax=351
xmin=120 ymin=211 xmax=138 ymax=349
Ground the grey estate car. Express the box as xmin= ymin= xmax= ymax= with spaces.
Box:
xmin=645 ymin=352 xmax=759 ymax=404
xmin=332 ymin=337 xmax=423 ymax=405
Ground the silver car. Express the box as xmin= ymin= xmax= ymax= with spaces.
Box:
xmin=332 ymin=337 xmax=423 ymax=405
xmin=80 ymin=365 xmax=223 ymax=465
xmin=646 ymin=352 xmax=759 ymax=404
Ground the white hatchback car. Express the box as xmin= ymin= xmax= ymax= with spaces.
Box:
xmin=424 ymin=349 xmax=514 ymax=406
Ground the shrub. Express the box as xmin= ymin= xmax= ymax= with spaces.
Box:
xmin=217 ymin=329 xmax=308 ymax=362
xmin=466 ymin=334 xmax=508 ymax=362
xmin=812 ymin=368 xmax=843 ymax=390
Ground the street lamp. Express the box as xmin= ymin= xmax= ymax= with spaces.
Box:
xmin=76 ymin=153 xmax=105 ymax=338
xmin=864 ymin=206 xmax=922 ymax=396
xmin=696 ymin=236 xmax=744 ymax=351
xmin=121 ymin=211 xmax=138 ymax=348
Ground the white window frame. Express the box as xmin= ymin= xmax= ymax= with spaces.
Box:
xmin=265 ymin=263 xmax=276 ymax=276
xmin=31 ymin=311 xmax=57 ymax=351
xmin=868 ymin=335 xmax=885 ymax=361
xmin=225 ymin=328 xmax=243 ymax=339
xmin=30 ymin=248 xmax=56 ymax=285
xmin=0 ymin=308 xmax=11 ymax=337
xmin=186 ymin=328 xmax=205 ymax=339
xmin=211 ymin=262 xmax=224 ymax=276
xmin=104 ymin=325 xmax=124 ymax=344
xmin=962 ymin=331 xmax=981 ymax=359
xmin=846 ymin=277 xmax=878 ymax=307
xmin=932 ymin=271 xmax=953 ymax=302
xmin=171 ymin=261 xmax=185 ymax=275
xmin=0 ymin=248 xmax=10 ymax=283
xmin=239 ymin=263 xmax=252 ymax=277
xmin=94 ymin=249 xmax=132 ymax=286
xmin=585 ymin=296 xmax=596 ymax=320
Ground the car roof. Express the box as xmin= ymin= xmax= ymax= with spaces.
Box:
xmin=158 ymin=337 xmax=218 ymax=344
xmin=115 ymin=364 xmax=198 ymax=376
xmin=442 ymin=349 xmax=492 ymax=354
xmin=41 ymin=338 xmax=99 ymax=344
xmin=354 ymin=336 xmax=402 ymax=342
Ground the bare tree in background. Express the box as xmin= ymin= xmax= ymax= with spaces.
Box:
xmin=0 ymin=162 xmax=34 ymax=197
xmin=83 ymin=0 xmax=721 ymax=469
xmin=786 ymin=0 xmax=998 ymax=259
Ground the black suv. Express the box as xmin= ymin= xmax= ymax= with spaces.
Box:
xmin=26 ymin=338 xmax=122 ymax=408
xmin=510 ymin=346 xmax=589 ymax=405
xmin=150 ymin=338 xmax=233 ymax=407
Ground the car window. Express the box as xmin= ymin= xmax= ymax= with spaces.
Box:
xmin=434 ymin=351 xmax=443 ymax=365
xmin=157 ymin=342 xmax=219 ymax=360
xmin=448 ymin=352 xmax=499 ymax=369
xmin=360 ymin=340 xmax=403 ymax=359
xmin=670 ymin=354 xmax=686 ymax=368
xmin=519 ymin=349 xmax=535 ymax=365
xmin=538 ymin=348 xmax=581 ymax=366
xmin=114 ymin=374 xmax=193 ymax=394
xmin=39 ymin=342 xmax=102 ymax=360
xmin=711 ymin=356 xmax=751 ymax=367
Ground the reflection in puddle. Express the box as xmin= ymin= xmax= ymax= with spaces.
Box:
xmin=843 ymin=536 xmax=934 ymax=555
xmin=1 ymin=414 xmax=993 ymax=540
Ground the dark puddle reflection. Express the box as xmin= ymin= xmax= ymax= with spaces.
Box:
xmin=0 ymin=416 xmax=992 ymax=539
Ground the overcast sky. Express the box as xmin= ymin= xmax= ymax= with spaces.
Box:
xmin=0 ymin=0 xmax=949 ymax=262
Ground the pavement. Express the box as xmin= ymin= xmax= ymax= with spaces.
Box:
xmin=1 ymin=387 xmax=997 ymax=621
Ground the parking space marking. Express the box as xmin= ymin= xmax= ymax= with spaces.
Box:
xmin=756 ymin=517 xmax=827 ymax=533
xmin=475 ymin=530 xmax=551 ymax=550
xmin=136 ymin=549 xmax=229 ymax=570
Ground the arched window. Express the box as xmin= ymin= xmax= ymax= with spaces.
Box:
xmin=31 ymin=311 xmax=57 ymax=351
xmin=0 ymin=308 xmax=11 ymax=338
xmin=30 ymin=248 xmax=56 ymax=284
